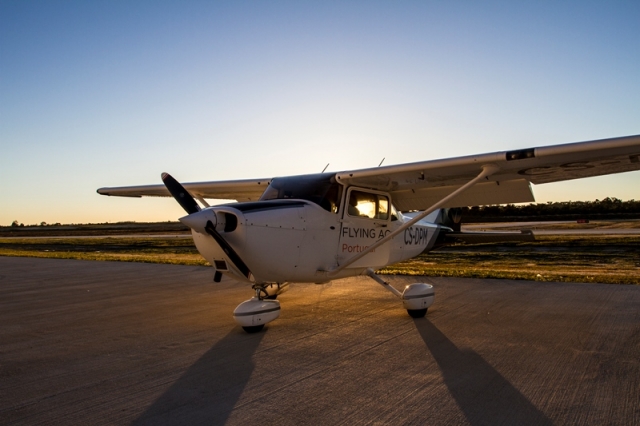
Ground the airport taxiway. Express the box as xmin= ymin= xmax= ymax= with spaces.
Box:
xmin=1 ymin=257 xmax=639 ymax=425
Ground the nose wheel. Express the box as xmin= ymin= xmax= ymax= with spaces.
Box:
xmin=407 ymin=308 xmax=428 ymax=318
xmin=242 ymin=324 xmax=265 ymax=333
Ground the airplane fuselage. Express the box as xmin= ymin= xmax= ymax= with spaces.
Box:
xmin=97 ymin=134 xmax=640 ymax=331
xmin=190 ymin=196 xmax=443 ymax=284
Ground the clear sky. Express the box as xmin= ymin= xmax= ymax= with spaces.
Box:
xmin=2 ymin=1 xmax=639 ymax=225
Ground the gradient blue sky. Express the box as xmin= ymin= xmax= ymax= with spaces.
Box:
xmin=2 ymin=1 xmax=639 ymax=225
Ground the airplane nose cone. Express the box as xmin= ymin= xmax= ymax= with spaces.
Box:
xmin=180 ymin=209 xmax=217 ymax=235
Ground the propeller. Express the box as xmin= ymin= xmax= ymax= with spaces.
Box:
xmin=162 ymin=172 xmax=253 ymax=281
xmin=204 ymin=220 xmax=253 ymax=280
xmin=161 ymin=172 xmax=201 ymax=215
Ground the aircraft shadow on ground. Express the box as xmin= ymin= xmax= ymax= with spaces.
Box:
xmin=414 ymin=319 xmax=552 ymax=426
xmin=134 ymin=328 xmax=264 ymax=426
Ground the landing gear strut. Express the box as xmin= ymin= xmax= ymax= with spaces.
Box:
xmin=365 ymin=269 xmax=435 ymax=318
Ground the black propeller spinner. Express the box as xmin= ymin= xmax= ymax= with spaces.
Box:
xmin=161 ymin=172 xmax=253 ymax=281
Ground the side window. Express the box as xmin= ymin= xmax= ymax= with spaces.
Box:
xmin=390 ymin=204 xmax=399 ymax=221
xmin=378 ymin=197 xmax=389 ymax=220
xmin=347 ymin=190 xmax=390 ymax=220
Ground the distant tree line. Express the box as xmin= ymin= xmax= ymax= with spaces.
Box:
xmin=7 ymin=199 xmax=639 ymax=228
xmin=11 ymin=220 xmax=61 ymax=227
xmin=461 ymin=198 xmax=640 ymax=222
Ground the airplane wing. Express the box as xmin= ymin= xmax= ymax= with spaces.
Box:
xmin=97 ymin=178 xmax=271 ymax=202
xmin=98 ymin=134 xmax=640 ymax=208
xmin=335 ymin=134 xmax=640 ymax=210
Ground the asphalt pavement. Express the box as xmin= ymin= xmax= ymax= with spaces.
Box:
xmin=1 ymin=257 xmax=638 ymax=425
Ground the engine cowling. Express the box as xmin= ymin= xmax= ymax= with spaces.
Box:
xmin=180 ymin=208 xmax=238 ymax=235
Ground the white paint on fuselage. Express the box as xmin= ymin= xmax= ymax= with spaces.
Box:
xmin=190 ymin=201 xmax=443 ymax=285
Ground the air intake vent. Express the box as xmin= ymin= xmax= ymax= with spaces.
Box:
xmin=224 ymin=213 xmax=238 ymax=232
xmin=214 ymin=260 xmax=228 ymax=271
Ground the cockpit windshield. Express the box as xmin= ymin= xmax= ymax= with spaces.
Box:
xmin=259 ymin=173 xmax=343 ymax=213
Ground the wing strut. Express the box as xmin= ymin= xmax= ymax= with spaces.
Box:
xmin=327 ymin=164 xmax=500 ymax=276
xmin=194 ymin=194 xmax=211 ymax=208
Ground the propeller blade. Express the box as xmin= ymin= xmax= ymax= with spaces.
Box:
xmin=161 ymin=172 xmax=201 ymax=215
xmin=162 ymin=172 xmax=252 ymax=281
xmin=204 ymin=220 xmax=253 ymax=281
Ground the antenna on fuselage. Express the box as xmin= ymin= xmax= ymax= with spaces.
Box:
xmin=378 ymin=158 xmax=385 ymax=167
xmin=321 ymin=163 xmax=330 ymax=173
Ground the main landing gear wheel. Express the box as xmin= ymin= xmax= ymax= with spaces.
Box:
xmin=402 ymin=283 xmax=434 ymax=318
xmin=242 ymin=325 xmax=265 ymax=333
xmin=365 ymin=270 xmax=435 ymax=320
xmin=407 ymin=308 xmax=428 ymax=318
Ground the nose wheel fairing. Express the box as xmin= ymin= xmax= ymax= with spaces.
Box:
xmin=233 ymin=297 xmax=281 ymax=333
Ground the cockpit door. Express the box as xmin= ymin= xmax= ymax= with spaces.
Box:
xmin=337 ymin=187 xmax=393 ymax=268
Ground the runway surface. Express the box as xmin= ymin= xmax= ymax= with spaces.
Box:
xmin=1 ymin=257 xmax=639 ymax=425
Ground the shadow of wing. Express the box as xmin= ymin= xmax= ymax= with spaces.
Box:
xmin=414 ymin=318 xmax=552 ymax=426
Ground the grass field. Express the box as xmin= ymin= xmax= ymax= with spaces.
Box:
xmin=0 ymin=236 xmax=207 ymax=266
xmin=381 ymin=236 xmax=640 ymax=285
xmin=1 ymin=234 xmax=639 ymax=285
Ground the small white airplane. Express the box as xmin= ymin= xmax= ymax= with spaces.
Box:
xmin=99 ymin=134 xmax=640 ymax=332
